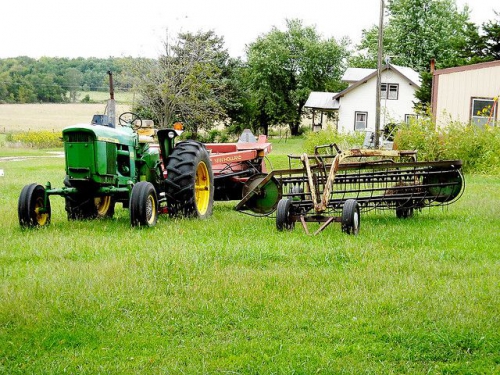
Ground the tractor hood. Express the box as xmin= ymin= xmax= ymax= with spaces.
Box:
xmin=62 ymin=124 xmax=137 ymax=146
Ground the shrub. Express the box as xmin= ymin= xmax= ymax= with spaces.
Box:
xmin=393 ymin=117 xmax=443 ymax=160
xmin=7 ymin=131 xmax=63 ymax=148
xmin=80 ymin=94 xmax=91 ymax=103
xmin=395 ymin=118 xmax=500 ymax=175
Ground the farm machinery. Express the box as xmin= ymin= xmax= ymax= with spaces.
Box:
xmin=235 ymin=143 xmax=464 ymax=235
xmin=17 ymin=112 xmax=272 ymax=228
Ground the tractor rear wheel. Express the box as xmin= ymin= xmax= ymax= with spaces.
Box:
xmin=165 ymin=141 xmax=214 ymax=219
xmin=65 ymin=197 xmax=95 ymax=220
xmin=66 ymin=196 xmax=114 ymax=220
xmin=341 ymin=199 xmax=360 ymax=235
xmin=276 ymin=198 xmax=295 ymax=231
xmin=18 ymin=183 xmax=51 ymax=228
xmin=95 ymin=196 xmax=115 ymax=218
xmin=64 ymin=177 xmax=115 ymax=220
xmin=130 ymin=181 xmax=158 ymax=227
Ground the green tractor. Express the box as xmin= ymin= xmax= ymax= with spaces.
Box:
xmin=18 ymin=112 xmax=214 ymax=228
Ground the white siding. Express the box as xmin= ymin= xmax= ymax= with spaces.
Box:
xmin=434 ymin=63 xmax=500 ymax=128
xmin=337 ymin=69 xmax=419 ymax=133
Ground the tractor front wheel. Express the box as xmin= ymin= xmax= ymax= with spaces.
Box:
xmin=18 ymin=183 xmax=51 ymax=228
xmin=130 ymin=181 xmax=158 ymax=227
xmin=341 ymin=199 xmax=360 ymax=235
xmin=165 ymin=141 xmax=214 ymax=219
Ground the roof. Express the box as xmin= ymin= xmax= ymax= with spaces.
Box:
xmin=342 ymin=68 xmax=375 ymax=83
xmin=333 ymin=64 xmax=421 ymax=100
xmin=304 ymin=91 xmax=340 ymax=110
xmin=433 ymin=59 xmax=500 ymax=76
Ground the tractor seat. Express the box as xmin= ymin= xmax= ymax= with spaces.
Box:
xmin=137 ymin=120 xmax=155 ymax=143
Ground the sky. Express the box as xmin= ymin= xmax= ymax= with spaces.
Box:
xmin=1 ymin=0 xmax=498 ymax=60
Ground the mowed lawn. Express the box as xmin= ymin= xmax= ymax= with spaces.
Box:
xmin=0 ymin=138 xmax=499 ymax=374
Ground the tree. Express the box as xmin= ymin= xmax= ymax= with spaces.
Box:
xmin=483 ymin=12 xmax=500 ymax=59
xmin=132 ymin=30 xmax=231 ymax=138
xmin=354 ymin=0 xmax=473 ymax=111
xmin=386 ymin=0 xmax=470 ymax=70
xmin=246 ymin=19 xmax=349 ymax=135
xmin=64 ymin=68 xmax=83 ymax=102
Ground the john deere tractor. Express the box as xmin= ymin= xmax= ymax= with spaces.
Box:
xmin=18 ymin=112 xmax=214 ymax=228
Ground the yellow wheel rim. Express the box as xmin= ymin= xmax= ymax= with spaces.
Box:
xmin=34 ymin=197 xmax=48 ymax=226
xmin=95 ymin=196 xmax=112 ymax=217
xmin=195 ymin=161 xmax=210 ymax=215
xmin=146 ymin=194 xmax=157 ymax=225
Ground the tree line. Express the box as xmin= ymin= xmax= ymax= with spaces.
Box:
xmin=0 ymin=57 xmax=136 ymax=103
xmin=1 ymin=0 xmax=499 ymax=136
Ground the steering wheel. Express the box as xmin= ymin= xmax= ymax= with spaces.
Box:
xmin=118 ymin=112 xmax=143 ymax=130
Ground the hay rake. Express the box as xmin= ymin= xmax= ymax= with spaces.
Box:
xmin=235 ymin=144 xmax=464 ymax=235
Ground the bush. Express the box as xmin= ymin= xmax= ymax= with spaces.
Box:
xmin=393 ymin=117 xmax=443 ymax=160
xmin=395 ymin=118 xmax=500 ymax=175
xmin=7 ymin=131 xmax=63 ymax=148
xmin=80 ymin=94 xmax=91 ymax=103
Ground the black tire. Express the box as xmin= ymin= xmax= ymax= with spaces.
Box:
xmin=341 ymin=199 xmax=360 ymax=235
xmin=65 ymin=196 xmax=97 ymax=220
xmin=165 ymin=141 xmax=214 ymax=218
xmin=64 ymin=177 xmax=114 ymax=220
xmin=130 ymin=181 xmax=158 ymax=227
xmin=396 ymin=200 xmax=414 ymax=219
xmin=276 ymin=198 xmax=295 ymax=231
xmin=18 ymin=183 xmax=51 ymax=228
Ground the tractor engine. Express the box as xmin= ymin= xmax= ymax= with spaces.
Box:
xmin=63 ymin=125 xmax=137 ymax=188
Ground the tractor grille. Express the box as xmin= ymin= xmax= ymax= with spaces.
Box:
xmin=66 ymin=132 xmax=94 ymax=143
xmin=106 ymin=142 xmax=117 ymax=174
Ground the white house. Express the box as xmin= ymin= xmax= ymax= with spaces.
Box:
xmin=431 ymin=60 xmax=500 ymax=128
xmin=304 ymin=64 xmax=421 ymax=133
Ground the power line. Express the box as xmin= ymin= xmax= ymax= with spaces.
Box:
xmin=0 ymin=80 xmax=133 ymax=91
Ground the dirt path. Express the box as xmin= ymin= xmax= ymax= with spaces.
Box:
xmin=0 ymin=151 xmax=64 ymax=162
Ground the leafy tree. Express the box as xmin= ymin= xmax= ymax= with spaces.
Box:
xmin=386 ymin=0 xmax=470 ymax=70
xmin=64 ymin=68 xmax=83 ymax=102
xmin=132 ymin=30 xmax=230 ymax=137
xmin=216 ymin=57 xmax=252 ymax=134
xmin=483 ymin=11 xmax=500 ymax=59
xmin=354 ymin=0 xmax=473 ymax=111
xmin=246 ymin=19 xmax=349 ymax=135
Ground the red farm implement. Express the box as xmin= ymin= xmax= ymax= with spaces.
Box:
xmin=205 ymin=131 xmax=272 ymax=201
xmin=235 ymin=143 xmax=464 ymax=235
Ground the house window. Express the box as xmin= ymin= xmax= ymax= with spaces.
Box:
xmin=405 ymin=114 xmax=418 ymax=124
xmin=381 ymin=83 xmax=399 ymax=100
xmin=471 ymin=97 xmax=497 ymax=127
xmin=354 ymin=111 xmax=368 ymax=131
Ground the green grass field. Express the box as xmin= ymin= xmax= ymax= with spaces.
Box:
xmin=0 ymin=138 xmax=499 ymax=374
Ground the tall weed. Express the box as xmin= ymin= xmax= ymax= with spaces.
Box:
xmin=394 ymin=118 xmax=500 ymax=174
xmin=7 ymin=131 xmax=63 ymax=148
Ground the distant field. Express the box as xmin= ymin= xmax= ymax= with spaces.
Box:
xmin=0 ymin=103 xmax=132 ymax=133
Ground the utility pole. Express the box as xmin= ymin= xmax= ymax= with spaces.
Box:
xmin=374 ymin=0 xmax=385 ymax=148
